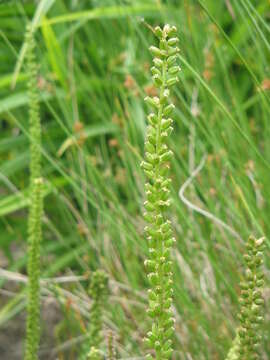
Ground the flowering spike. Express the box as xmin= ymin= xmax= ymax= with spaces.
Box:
xmin=24 ymin=23 xmax=44 ymax=360
xmin=225 ymin=236 xmax=265 ymax=360
xmin=80 ymin=270 xmax=109 ymax=359
xmin=142 ymin=24 xmax=180 ymax=360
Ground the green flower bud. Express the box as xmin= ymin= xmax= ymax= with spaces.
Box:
xmin=145 ymin=96 xmax=160 ymax=109
xmin=167 ymin=55 xmax=177 ymax=66
xmin=168 ymin=46 xmax=179 ymax=56
xmin=244 ymin=254 xmax=252 ymax=262
xmin=154 ymin=26 xmax=163 ymax=38
xmin=144 ymin=201 xmax=155 ymax=212
xmin=153 ymin=57 xmax=163 ymax=68
xmin=255 ymin=237 xmax=265 ymax=248
xmin=149 ymin=46 xmax=162 ymax=57
xmin=145 ymin=142 xmax=156 ymax=154
xmin=148 ymin=113 xmax=158 ymax=125
xmin=254 ymin=298 xmax=264 ymax=306
xmin=164 ymin=104 xmax=175 ymax=116
xmin=160 ymin=39 xmax=167 ymax=50
xmin=160 ymin=150 xmax=173 ymax=163
xmin=168 ymin=37 xmax=179 ymax=46
xmin=144 ymin=260 xmax=156 ymax=271
xmin=167 ymin=25 xmax=177 ymax=38
xmin=160 ymin=89 xmax=170 ymax=104
xmin=256 ymin=279 xmax=264 ymax=287
xmin=144 ymin=169 xmax=155 ymax=179
xmin=141 ymin=161 xmax=153 ymax=171
xmin=161 ymin=118 xmax=173 ymax=130
xmin=245 ymin=268 xmax=253 ymax=280
xmin=148 ymin=272 xmax=159 ymax=286
xmin=153 ymin=74 xmax=163 ymax=86
xmin=151 ymin=66 xmax=161 ymax=76
xmin=169 ymin=65 xmax=181 ymax=75
xmin=158 ymin=143 xmax=169 ymax=155
xmin=167 ymin=77 xmax=179 ymax=87
xmin=143 ymin=212 xmax=155 ymax=223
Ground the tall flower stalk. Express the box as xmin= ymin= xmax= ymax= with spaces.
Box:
xmin=141 ymin=24 xmax=180 ymax=360
xmin=24 ymin=24 xmax=44 ymax=360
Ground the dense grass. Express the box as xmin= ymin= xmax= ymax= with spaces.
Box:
xmin=0 ymin=0 xmax=269 ymax=359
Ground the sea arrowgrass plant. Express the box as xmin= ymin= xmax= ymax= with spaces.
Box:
xmin=226 ymin=236 xmax=265 ymax=360
xmin=141 ymin=24 xmax=180 ymax=359
xmin=24 ymin=24 xmax=44 ymax=360
xmin=80 ymin=270 xmax=109 ymax=359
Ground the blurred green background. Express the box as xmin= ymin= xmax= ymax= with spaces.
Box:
xmin=0 ymin=0 xmax=269 ymax=359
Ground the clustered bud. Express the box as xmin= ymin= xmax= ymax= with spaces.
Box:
xmin=236 ymin=236 xmax=265 ymax=360
xmin=141 ymin=24 xmax=181 ymax=360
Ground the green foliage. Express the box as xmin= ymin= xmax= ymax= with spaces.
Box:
xmin=141 ymin=24 xmax=180 ymax=360
xmin=80 ymin=270 xmax=109 ymax=359
xmin=24 ymin=24 xmax=44 ymax=360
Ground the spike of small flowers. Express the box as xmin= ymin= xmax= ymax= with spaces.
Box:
xmin=141 ymin=24 xmax=180 ymax=360
xmin=225 ymin=236 xmax=265 ymax=360
xmin=80 ymin=270 xmax=109 ymax=360
xmin=24 ymin=23 xmax=44 ymax=360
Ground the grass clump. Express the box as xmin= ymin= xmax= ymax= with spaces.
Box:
xmin=141 ymin=24 xmax=180 ymax=360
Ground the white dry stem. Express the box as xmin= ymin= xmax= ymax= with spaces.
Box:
xmin=0 ymin=268 xmax=86 ymax=285
xmin=178 ymin=154 xmax=243 ymax=242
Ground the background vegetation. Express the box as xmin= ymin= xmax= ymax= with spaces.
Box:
xmin=0 ymin=0 xmax=269 ymax=359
